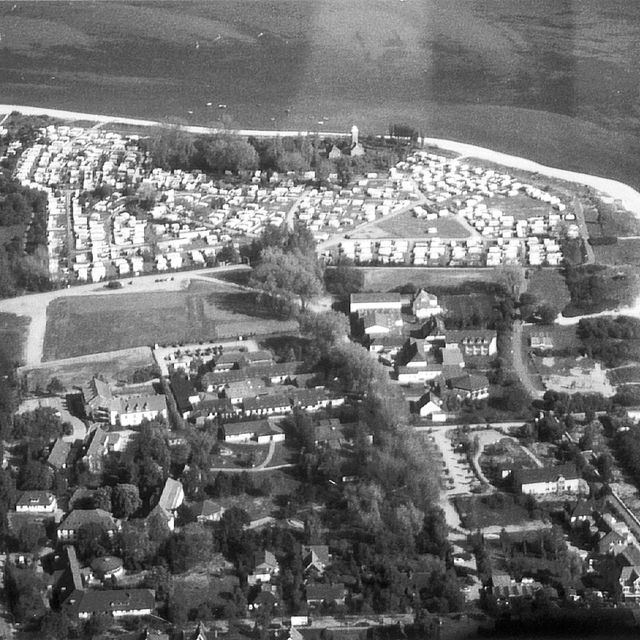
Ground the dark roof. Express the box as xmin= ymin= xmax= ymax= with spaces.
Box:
xmin=243 ymin=394 xmax=290 ymax=412
xmin=444 ymin=329 xmax=497 ymax=344
xmin=59 ymin=509 xmax=117 ymax=533
xmin=170 ymin=374 xmax=196 ymax=414
xmin=68 ymin=588 xmax=155 ymax=615
xmin=290 ymin=388 xmax=329 ymax=406
xmin=514 ymin=463 xmax=580 ymax=486
xmin=449 ymin=373 xmax=490 ymax=391
xmin=223 ymin=420 xmax=268 ymax=437
xmin=48 ymin=438 xmax=72 ymax=469
xmin=350 ymin=293 xmax=402 ymax=305
xmin=306 ymin=583 xmax=345 ymax=602
xmin=16 ymin=490 xmax=55 ymax=509
xmin=202 ymin=362 xmax=304 ymax=388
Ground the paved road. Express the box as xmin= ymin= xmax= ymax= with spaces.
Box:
xmin=511 ymin=320 xmax=544 ymax=399
xmin=0 ymin=264 xmax=250 ymax=368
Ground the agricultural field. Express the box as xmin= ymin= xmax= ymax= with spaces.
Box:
xmin=370 ymin=209 xmax=471 ymax=239
xmin=0 ymin=313 xmax=29 ymax=374
xmin=42 ymin=281 xmax=297 ymax=361
xmin=360 ymin=266 xmax=502 ymax=292
xmin=21 ymin=346 xmax=155 ymax=393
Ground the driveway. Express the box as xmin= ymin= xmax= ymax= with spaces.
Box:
xmin=511 ymin=320 xmax=544 ymax=399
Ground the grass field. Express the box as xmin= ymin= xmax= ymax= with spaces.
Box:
xmin=42 ymin=281 xmax=297 ymax=361
xmin=609 ymin=365 xmax=640 ymax=385
xmin=0 ymin=313 xmax=29 ymax=374
xmin=21 ymin=346 xmax=155 ymax=392
xmin=455 ymin=493 xmax=532 ymax=529
xmin=526 ymin=269 xmax=571 ymax=314
xmin=485 ymin=194 xmax=551 ymax=221
xmin=360 ymin=266 xmax=501 ymax=292
xmin=371 ymin=210 xmax=471 ymax=239
xmin=593 ymin=239 xmax=640 ymax=266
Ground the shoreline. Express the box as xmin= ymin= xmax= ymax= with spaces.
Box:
xmin=2 ymin=103 xmax=640 ymax=216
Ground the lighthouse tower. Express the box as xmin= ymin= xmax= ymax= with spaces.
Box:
xmin=351 ymin=125 xmax=359 ymax=147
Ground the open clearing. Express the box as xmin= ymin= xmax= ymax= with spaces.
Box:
xmin=526 ymin=268 xmax=571 ymax=314
xmin=593 ymin=238 xmax=640 ymax=266
xmin=20 ymin=346 xmax=155 ymax=393
xmin=360 ymin=266 xmax=501 ymax=292
xmin=43 ymin=280 xmax=297 ymax=361
xmin=368 ymin=210 xmax=471 ymax=239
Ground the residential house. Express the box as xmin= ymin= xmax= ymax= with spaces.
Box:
xmin=47 ymin=438 xmax=72 ymax=471
xmin=193 ymin=500 xmax=226 ymax=524
xmin=448 ymin=373 xmax=490 ymax=400
xmin=243 ymin=394 xmax=291 ymax=418
xmin=16 ymin=491 xmax=57 ymax=514
xmin=312 ymin=419 xmax=346 ymax=448
xmin=66 ymin=588 xmax=155 ymax=619
xmin=530 ymin=331 xmax=554 ymax=351
xmin=58 ymin=509 xmax=118 ymax=542
xmin=114 ymin=393 xmax=168 ymax=427
xmin=290 ymin=388 xmax=335 ymax=412
xmin=514 ymin=464 xmax=582 ymax=496
xmin=223 ymin=419 xmax=285 ymax=444
xmin=82 ymin=425 xmax=109 ymax=474
xmin=350 ymin=292 xmax=402 ymax=315
xmin=490 ymin=572 xmax=543 ymax=605
xmin=248 ymin=550 xmax=280 ymax=585
xmin=598 ymin=529 xmax=632 ymax=556
xmin=362 ymin=310 xmax=403 ymax=336
xmin=618 ymin=566 xmax=640 ymax=602
xmin=569 ymin=500 xmax=595 ymax=527
xmin=170 ymin=374 xmax=199 ymax=418
xmin=302 ymin=545 xmax=330 ymax=576
xmin=305 ymin=583 xmax=346 ymax=607
xmin=223 ymin=379 xmax=266 ymax=404
xmin=193 ymin=397 xmax=238 ymax=424
xmin=84 ymin=377 xmax=113 ymax=422
xmin=443 ymin=329 xmax=498 ymax=357
xmin=54 ymin=546 xmax=84 ymax=605
xmin=413 ymin=289 xmax=442 ymax=319
xmin=155 ymin=478 xmax=184 ymax=531
xmin=415 ymin=393 xmax=446 ymax=422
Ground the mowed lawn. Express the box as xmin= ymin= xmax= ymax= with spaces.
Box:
xmin=373 ymin=210 xmax=471 ymax=239
xmin=361 ymin=266 xmax=501 ymax=291
xmin=43 ymin=283 xmax=297 ymax=361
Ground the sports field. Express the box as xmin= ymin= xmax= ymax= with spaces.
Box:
xmin=42 ymin=281 xmax=297 ymax=361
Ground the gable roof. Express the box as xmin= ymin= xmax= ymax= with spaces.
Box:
xmin=48 ymin=438 xmax=72 ymax=469
xmin=620 ymin=565 xmax=640 ymax=584
xmin=306 ymin=583 xmax=345 ymax=602
xmin=514 ymin=463 xmax=580 ymax=487
xmin=16 ymin=490 xmax=55 ymax=509
xmin=59 ymin=509 xmax=117 ymax=533
xmin=350 ymin=292 xmax=402 ymax=306
xmin=158 ymin=478 xmax=184 ymax=512
xmin=68 ymin=588 xmax=155 ymax=616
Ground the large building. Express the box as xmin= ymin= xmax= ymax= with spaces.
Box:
xmin=514 ymin=464 xmax=581 ymax=496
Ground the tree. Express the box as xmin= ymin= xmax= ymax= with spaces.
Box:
xmin=76 ymin=522 xmax=112 ymax=563
xmin=167 ymin=522 xmax=214 ymax=573
xmin=46 ymin=377 xmax=65 ymax=395
xmin=18 ymin=460 xmax=53 ymax=490
xmin=40 ymin=610 xmax=72 ymax=640
xmin=298 ymin=310 xmax=349 ymax=359
xmin=335 ymin=157 xmax=353 ymax=187
xmin=17 ymin=521 xmax=46 ymax=553
xmin=198 ymin=134 xmax=258 ymax=174
xmin=251 ymin=246 xmax=324 ymax=314
xmin=495 ymin=264 xmax=523 ymax=299
xmin=325 ymin=258 xmax=364 ymax=295
xmin=119 ymin=520 xmax=155 ymax=569
xmin=91 ymin=486 xmax=112 ymax=512
xmin=112 ymin=483 xmax=141 ymax=519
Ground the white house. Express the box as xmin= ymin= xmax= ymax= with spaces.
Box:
xmin=514 ymin=464 xmax=582 ymax=495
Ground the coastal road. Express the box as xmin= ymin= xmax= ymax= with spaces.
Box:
xmin=0 ymin=264 xmax=251 ymax=368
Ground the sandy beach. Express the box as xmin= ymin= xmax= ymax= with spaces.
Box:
xmin=2 ymin=104 xmax=640 ymax=217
